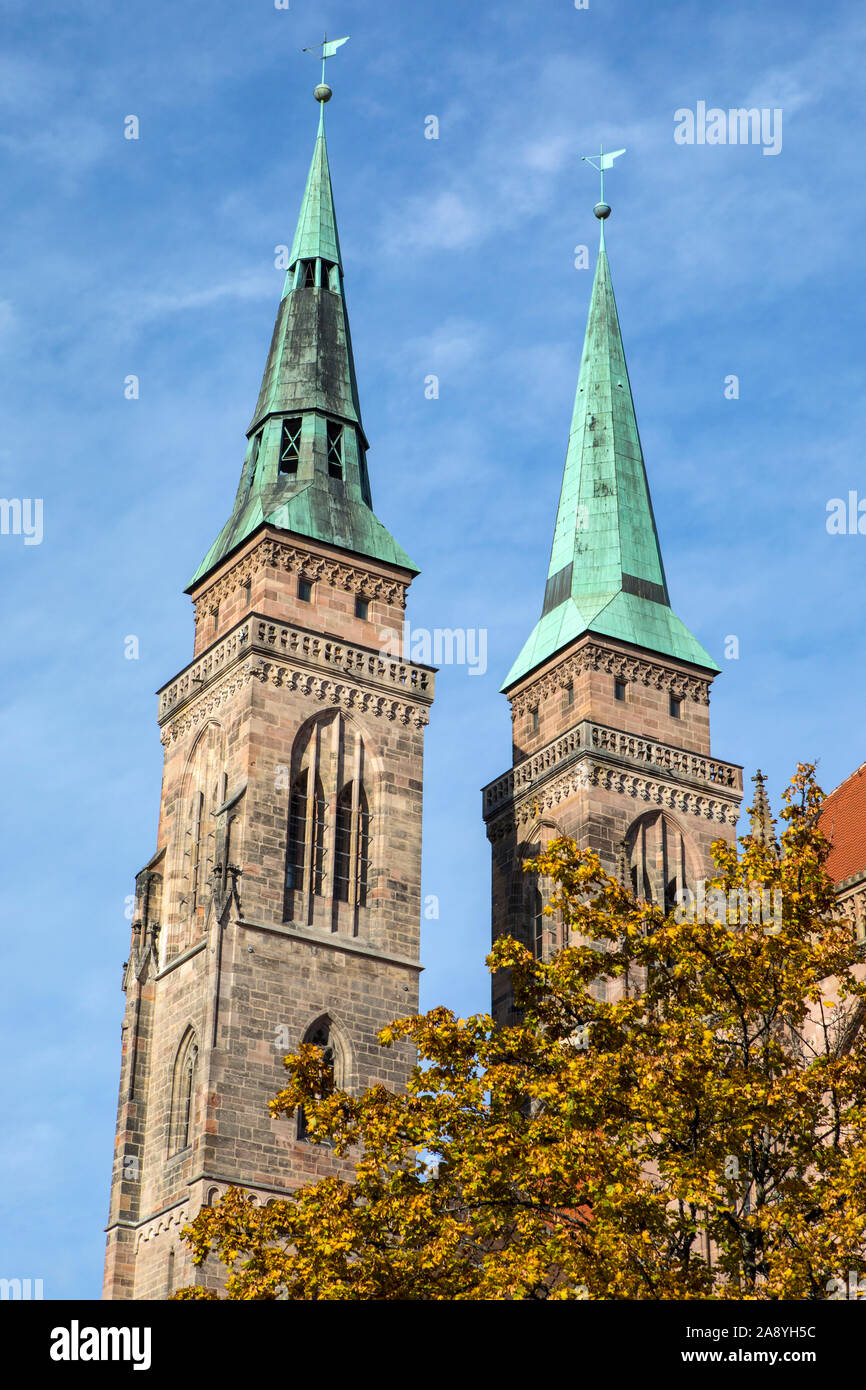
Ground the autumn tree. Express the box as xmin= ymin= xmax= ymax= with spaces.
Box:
xmin=176 ymin=765 xmax=866 ymax=1300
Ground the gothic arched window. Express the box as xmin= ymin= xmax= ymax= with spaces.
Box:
xmin=297 ymin=1017 xmax=341 ymax=1143
xmin=283 ymin=714 xmax=373 ymax=921
xmin=624 ymin=812 xmax=694 ymax=913
xmin=169 ymin=1029 xmax=198 ymax=1155
xmin=176 ymin=722 xmax=226 ymax=940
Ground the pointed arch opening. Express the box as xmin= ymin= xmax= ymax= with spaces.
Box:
xmin=512 ymin=819 xmax=565 ymax=965
xmin=296 ymin=1015 xmax=347 ymax=1144
xmin=624 ymin=810 xmax=698 ymax=913
xmin=169 ymin=1028 xmax=199 ymax=1156
xmin=170 ymin=722 xmax=226 ymax=958
xmin=282 ymin=712 xmax=375 ymax=929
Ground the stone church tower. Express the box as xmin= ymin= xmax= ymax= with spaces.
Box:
xmin=103 ymin=84 xmax=434 ymax=1299
xmin=483 ymin=200 xmax=742 ymax=1021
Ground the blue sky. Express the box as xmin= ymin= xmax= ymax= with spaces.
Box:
xmin=3 ymin=0 xmax=866 ymax=1298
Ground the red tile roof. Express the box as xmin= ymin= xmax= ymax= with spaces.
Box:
xmin=820 ymin=763 xmax=866 ymax=883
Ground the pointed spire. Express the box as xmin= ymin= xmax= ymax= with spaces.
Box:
xmin=189 ymin=75 xmax=415 ymax=590
xmin=285 ymin=101 xmax=342 ymax=279
xmin=503 ymin=203 xmax=718 ymax=690
xmin=749 ymin=770 xmax=776 ymax=848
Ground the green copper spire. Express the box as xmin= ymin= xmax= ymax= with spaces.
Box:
xmin=503 ymin=202 xmax=718 ymax=690
xmin=189 ymin=63 xmax=416 ymax=590
xmin=286 ymin=103 xmax=342 ymax=273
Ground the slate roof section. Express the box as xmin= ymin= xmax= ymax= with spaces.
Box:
xmin=503 ymin=223 xmax=719 ymax=690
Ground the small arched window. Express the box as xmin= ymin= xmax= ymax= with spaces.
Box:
xmin=169 ymin=1029 xmax=198 ymax=1155
xmin=297 ymin=1018 xmax=339 ymax=1143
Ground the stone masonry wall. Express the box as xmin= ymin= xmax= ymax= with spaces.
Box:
xmin=104 ymin=527 xmax=433 ymax=1299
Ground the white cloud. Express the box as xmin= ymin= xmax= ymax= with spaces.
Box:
xmin=384 ymin=190 xmax=485 ymax=254
xmin=133 ymin=269 xmax=276 ymax=322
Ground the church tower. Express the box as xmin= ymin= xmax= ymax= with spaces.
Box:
xmin=482 ymin=192 xmax=742 ymax=1022
xmin=103 ymin=73 xmax=434 ymax=1299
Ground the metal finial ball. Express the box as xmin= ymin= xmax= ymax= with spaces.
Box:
xmin=314 ymin=83 xmax=333 ymax=103
xmin=594 ymin=201 xmax=611 ymax=220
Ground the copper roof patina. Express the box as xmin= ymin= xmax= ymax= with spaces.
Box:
xmin=189 ymin=98 xmax=416 ymax=590
xmin=503 ymin=217 xmax=719 ymax=689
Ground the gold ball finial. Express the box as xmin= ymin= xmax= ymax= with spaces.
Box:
xmin=314 ymin=83 xmax=332 ymax=103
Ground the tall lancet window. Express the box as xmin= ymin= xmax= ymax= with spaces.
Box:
xmin=283 ymin=713 xmax=372 ymax=923
xmin=189 ymin=791 xmax=204 ymax=912
xmin=625 ymin=811 xmax=693 ymax=914
xmin=334 ymin=783 xmax=371 ymax=905
xmin=169 ymin=1029 xmax=198 ymax=1155
xmin=175 ymin=722 xmax=226 ymax=948
xmin=286 ymin=771 xmax=326 ymax=898
xmin=532 ymin=888 xmax=545 ymax=961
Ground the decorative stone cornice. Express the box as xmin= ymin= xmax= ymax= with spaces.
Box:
xmin=483 ymin=728 xmax=583 ymax=817
xmin=160 ymin=655 xmax=431 ymax=744
xmin=135 ymin=1202 xmax=189 ymax=1248
xmin=193 ymin=534 xmax=408 ymax=623
xmin=508 ymin=643 xmax=711 ymax=718
xmin=159 ymin=616 xmax=434 ymax=730
xmin=250 ymin=660 xmax=431 ymax=729
xmin=160 ymin=665 xmax=255 ymax=742
xmin=482 ymin=719 xmax=742 ymax=820
xmin=485 ymin=759 xmax=741 ymax=843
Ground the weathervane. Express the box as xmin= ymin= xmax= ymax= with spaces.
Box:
xmin=580 ymin=144 xmax=626 ymax=220
xmin=302 ymin=33 xmax=350 ymax=103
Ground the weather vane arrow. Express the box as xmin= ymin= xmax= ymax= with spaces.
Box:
xmin=302 ymin=33 xmax=350 ymax=96
xmin=580 ymin=144 xmax=626 ymax=219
